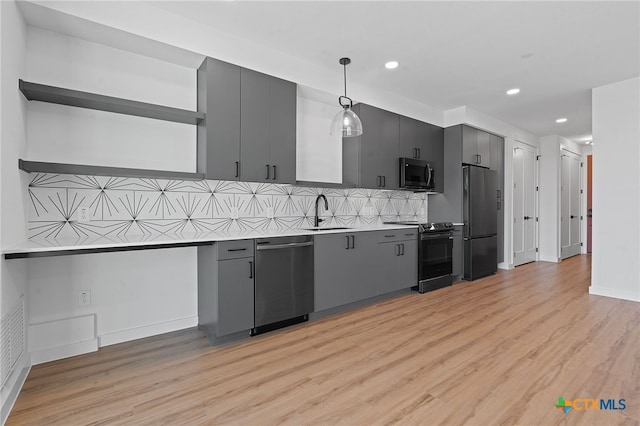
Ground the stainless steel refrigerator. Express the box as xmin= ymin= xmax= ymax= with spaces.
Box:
xmin=463 ymin=165 xmax=498 ymax=280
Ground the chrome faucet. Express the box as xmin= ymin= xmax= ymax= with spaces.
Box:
xmin=314 ymin=194 xmax=328 ymax=227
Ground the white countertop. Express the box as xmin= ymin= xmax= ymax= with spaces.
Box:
xmin=3 ymin=224 xmax=418 ymax=259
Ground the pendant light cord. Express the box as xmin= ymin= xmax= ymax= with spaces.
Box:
xmin=343 ymin=62 xmax=347 ymax=97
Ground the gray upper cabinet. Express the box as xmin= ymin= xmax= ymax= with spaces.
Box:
xmin=269 ymin=76 xmax=297 ymax=184
xmin=427 ymin=124 xmax=445 ymax=193
xmin=399 ymin=115 xmax=419 ymax=159
xmin=399 ymin=117 xmax=434 ymax=160
xmin=240 ymin=68 xmax=271 ymax=183
xmin=461 ymin=125 xmax=497 ymax=170
xmin=314 ymin=231 xmax=378 ymax=312
xmin=197 ymin=57 xmax=241 ymax=181
xmin=343 ymin=104 xmax=399 ymax=189
xmin=198 ymin=57 xmax=296 ymax=184
xmin=477 ymin=130 xmax=492 ymax=168
xmin=461 ymin=125 xmax=479 ymax=166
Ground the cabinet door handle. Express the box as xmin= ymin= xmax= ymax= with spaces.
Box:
xmin=382 ymin=176 xmax=386 ymax=187
xmin=227 ymin=248 xmax=247 ymax=252
xmin=249 ymin=261 xmax=253 ymax=279
xmin=235 ymin=161 xmax=239 ymax=178
xmin=478 ymin=154 xmax=482 ymax=164
xmin=417 ymin=148 xmax=421 ymax=158
xmin=350 ymin=235 xmax=355 ymax=249
xmin=414 ymin=148 xmax=418 ymax=158
xmin=377 ymin=176 xmax=381 ymax=187
xmin=395 ymin=244 xmax=400 ymax=256
xmin=272 ymin=165 xmax=277 ymax=180
xmin=345 ymin=236 xmax=350 ymax=250
xmin=265 ymin=165 xmax=270 ymax=180
xmin=385 ymin=234 xmax=396 ymax=238
xmin=401 ymin=243 xmax=405 ymax=256
xmin=405 ymin=233 xmax=414 ymax=237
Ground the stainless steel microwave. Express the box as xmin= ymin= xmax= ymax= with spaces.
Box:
xmin=399 ymin=157 xmax=434 ymax=190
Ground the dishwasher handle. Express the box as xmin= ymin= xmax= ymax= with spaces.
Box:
xmin=255 ymin=241 xmax=314 ymax=251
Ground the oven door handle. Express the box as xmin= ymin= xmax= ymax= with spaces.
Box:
xmin=420 ymin=233 xmax=453 ymax=241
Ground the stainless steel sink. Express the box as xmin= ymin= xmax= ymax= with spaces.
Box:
xmin=304 ymin=227 xmax=351 ymax=231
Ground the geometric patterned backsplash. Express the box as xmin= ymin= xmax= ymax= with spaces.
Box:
xmin=26 ymin=173 xmax=427 ymax=239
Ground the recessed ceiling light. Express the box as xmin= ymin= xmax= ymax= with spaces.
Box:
xmin=556 ymin=118 xmax=568 ymax=123
xmin=506 ymin=88 xmax=520 ymax=95
xmin=384 ymin=61 xmax=399 ymax=70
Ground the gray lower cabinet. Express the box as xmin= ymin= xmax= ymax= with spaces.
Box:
xmin=314 ymin=231 xmax=378 ymax=311
xmin=377 ymin=236 xmax=418 ymax=294
xmin=197 ymin=57 xmax=296 ymax=184
xmin=198 ymin=240 xmax=254 ymax=342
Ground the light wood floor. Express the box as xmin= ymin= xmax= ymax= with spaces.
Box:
xmin=8 ymin=255 xmax=640 ymax=425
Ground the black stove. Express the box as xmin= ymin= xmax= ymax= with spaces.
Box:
xmin=384 ymin=221 xmax=454 ymax=234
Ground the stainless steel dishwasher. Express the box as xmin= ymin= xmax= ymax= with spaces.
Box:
xmin=252 ymin=235 xmax=314 ymax=335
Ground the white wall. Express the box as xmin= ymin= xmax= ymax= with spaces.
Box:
xmin=0 ymin=1 xmax=30 ymax=422
xmin=582 ymin=145 xmax=592 ymax=254
xmin=28 ymin=248 xmax=197 ymax=348
xmin=22 ymin=27 xmax=199 ymax=362
xmin=25 ymin=26 xmax=196 ymax=172
xmin=296 ymin=87 xmax=342 ymax=184
xmin=538 ymin=135 xmax=585 ymax=262
xmin=590 ymin=77 xmax=640 ymax=302
xmin=538 ymin=136 xmax=561 ymax=262
xmin=443 ymin=106 xmax=540 ymax=270
xmin=18 ymin=0 xmax=445 ymax=128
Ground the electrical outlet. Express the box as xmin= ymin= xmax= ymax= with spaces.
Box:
xmin=265 ymin=207 xmax=274 ymax=219
xmin=78 ymin=290 xmax=91 ymax=307
xmin=230 ymin=207 xmax=239 ymax=220
xmin=78 ymin=206 xmax=90 ymax=222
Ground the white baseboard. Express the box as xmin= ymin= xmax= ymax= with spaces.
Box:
xmin=29 ymin=315 xmax=98 ymax=365
xmin=1 ymin=362 xmax=30 ymax=425
xmin=498 ymin=262 xmax=513 ymax=270
xmin=589 ymin=286 xmax=640 ymax=303
xmin=30 ymin=339 xmax=98 ymax=365
xmin=539 ymin=255 xmax=560 ymax=263
xmin=98 ymin=316 xmax=197 ymax=347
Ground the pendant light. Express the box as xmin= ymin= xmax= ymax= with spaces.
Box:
xmin=330 ymin=57 xmax=363 ymax=137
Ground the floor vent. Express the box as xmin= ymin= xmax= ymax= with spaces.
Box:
xmin=1 ymin=297 xmax=25 ymax=389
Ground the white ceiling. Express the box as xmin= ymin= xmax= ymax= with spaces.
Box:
xmin=149 ymin=0 xmax=640 ymax=141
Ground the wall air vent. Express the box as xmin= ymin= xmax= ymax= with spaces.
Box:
xmin=1 ymin=297 xmax=25 ymax=388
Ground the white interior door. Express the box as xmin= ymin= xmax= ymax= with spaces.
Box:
xmin=513 ymin=142 xmax=538 ymax=266
xmin=561 ymin=149 xmax=582 ymax=259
